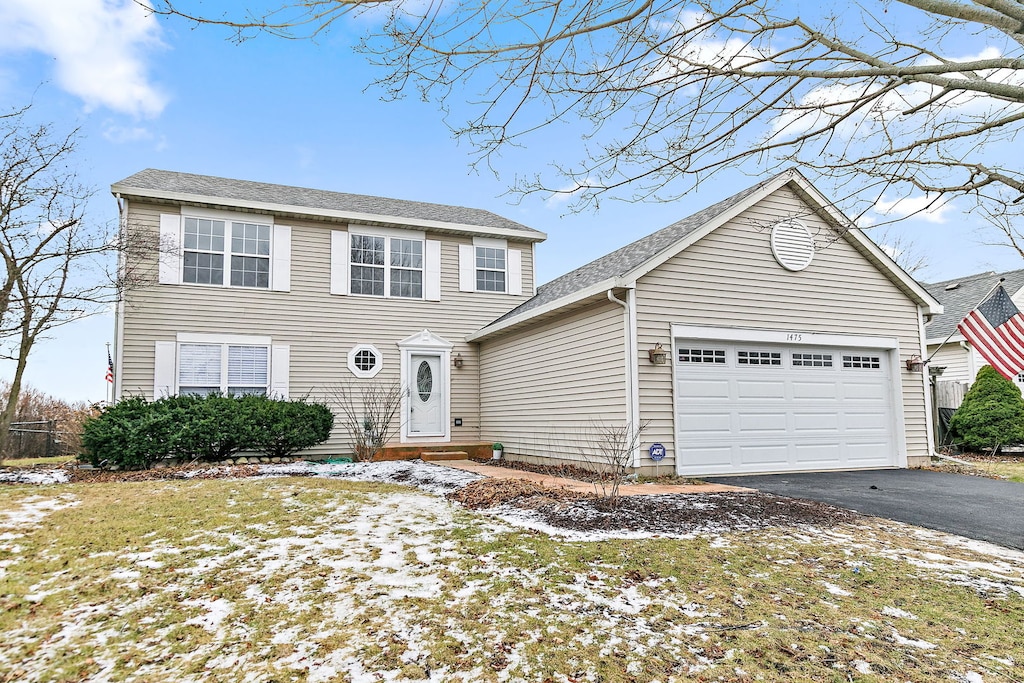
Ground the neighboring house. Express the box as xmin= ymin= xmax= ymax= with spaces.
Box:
xmin=923 ymin=269 xmax=1024 ymax=388
xmin=112 ymin=168 xmax=942 ymax=476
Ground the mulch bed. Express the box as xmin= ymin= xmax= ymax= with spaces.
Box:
xmin=448 ymin=478 xmax=859 ymax=534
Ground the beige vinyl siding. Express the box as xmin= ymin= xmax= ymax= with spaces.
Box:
xmin=120 ymin=201 xmax=535 ymax=456
xmin=927 ymin=343 xmax=974 ymax=384
xmin=478 ymin=299 xmax=627 ymax=466
xmin=635 ymin=185 xmax=931 ymax=470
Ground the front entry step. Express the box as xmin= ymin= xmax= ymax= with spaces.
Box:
xmin=420 ymin=450 xmax=470 ymax=461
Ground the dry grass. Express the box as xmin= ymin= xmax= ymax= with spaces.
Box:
xmin=0 ymin=455 xmax=76 ymax=468
xmin=1 ymin=476 xmax=1022 ymax=682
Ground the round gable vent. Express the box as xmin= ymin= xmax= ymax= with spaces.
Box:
xmin=770 ymin=220 xmax=815 ymax=271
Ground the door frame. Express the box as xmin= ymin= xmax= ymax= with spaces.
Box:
xmin=398 ymin=329 xmax=452 ymax=443
xmin=669 ymin=323 xmax=907 ymax=476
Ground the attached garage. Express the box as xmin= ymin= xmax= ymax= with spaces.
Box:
xmin=473 ymin=169 xmax=942 ymax=476
xmin=671 ymin=327 xmax=902 ymax=475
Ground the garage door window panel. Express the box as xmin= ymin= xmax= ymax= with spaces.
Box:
xmin=737 ymin=350 xmax=782 ymax=366
xmin=678 ymin=348 xmax=726 ymax=364
xmin=843 ymin=354 xmax=881 ymax=369
xmin=793 ymin=353 xmax=833 ymax=367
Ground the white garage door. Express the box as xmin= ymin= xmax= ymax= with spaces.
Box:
xmin=674 ymin=341 xmax=898 ymax=475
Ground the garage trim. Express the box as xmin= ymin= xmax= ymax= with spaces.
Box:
xmin=669 ymin=324 xmax=907 ymax=475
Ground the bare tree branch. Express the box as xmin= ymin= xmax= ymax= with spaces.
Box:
xmin=143 ymin=0 xmax=1024 ymax=251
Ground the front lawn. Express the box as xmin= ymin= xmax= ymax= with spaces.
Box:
xmin=1 ymin=474 xmax=1021 ymax=682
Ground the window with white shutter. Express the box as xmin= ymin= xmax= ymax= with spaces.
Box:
xmin=177 ymin=342 xmax=271 ymax=396
xmin=162 ymin=211 xmax=288 ymax=290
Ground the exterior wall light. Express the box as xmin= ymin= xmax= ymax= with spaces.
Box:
xmin=453 ymin=352 xmax=464 ymax=368
xmin=905 ymin=355 xmax=925 ymax=372
xmin=648 ymin=343 xmax=669 ymax=365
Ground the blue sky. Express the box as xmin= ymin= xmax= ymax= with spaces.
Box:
xmin=1 ymin=0 xmax=1022 ymax=404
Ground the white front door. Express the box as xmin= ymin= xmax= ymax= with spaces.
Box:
xmin=409 ymin=353 xmax=444 ymax=436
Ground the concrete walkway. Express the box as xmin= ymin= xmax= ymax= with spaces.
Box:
xmin=438 ymin=460 xmax=748 ymax=495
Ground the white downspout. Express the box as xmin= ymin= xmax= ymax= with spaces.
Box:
xmin=918 ymin=305 xmax=937 ymax=457
xmin=608 ymin=288 xmax=641 ymax=468
xmin=113 ymin=193 xmax=127 ymax=403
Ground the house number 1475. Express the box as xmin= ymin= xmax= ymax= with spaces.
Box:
xmin=786 ymin=333 xmax=803 ymax=342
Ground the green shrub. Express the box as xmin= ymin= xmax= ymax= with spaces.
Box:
xmin=949 ymin=365 xmax=1024 ymax=453
xmin=245 ymin=395 xmax=334 ymax=458
xmin=81 ymin=394 xmax=334 ymax=469
xmin=81 ymin=396 xmax=176 ymax=469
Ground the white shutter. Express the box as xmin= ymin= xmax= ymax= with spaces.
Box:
xmin=271 ymin=225 xmax=291 ymax=292
xmin=459 ymin=244 xmax=475 ymax=292
xmin=331 ymin=231 xmax=349 ymax=295
xmin=270 ymin=345 xmax=290 ymax=399
xmin=158 ymin=214 xmax=181 ymax=285
xmin=425 ymin=240 xmax=441 ymax=301
xmin=153 ymin=341 xmax=177 ymax=398
xmin=508 ymin=249 xmax=523 ymax=295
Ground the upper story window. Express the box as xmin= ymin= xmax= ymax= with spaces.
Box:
xmin=182 ymin=218 xmax=271 ymax=288
xmin=475 ymin=246 xmax=506 ymax=292
xmin=350 ymin=233 xmax=424 ymax=298
xmin=161 ymin=211 xmax=289 ymax=292
xmin=458 ymin=237 xmax=523 ymax=295
xmin=178 ymin=343 xmax=269 ymax=396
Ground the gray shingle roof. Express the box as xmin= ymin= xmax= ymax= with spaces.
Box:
xmin=923 ymin=268 xmax=1024 ymax=341
xmin=491 ymin=170 xmax=792 ymax=324
xmin=112 ymin=169 xmax=542 ymax=235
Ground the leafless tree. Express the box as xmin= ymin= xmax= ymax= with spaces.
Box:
xmin=147 ymin=1 xmax=1024 ymax=237
xmin=583 ymin=419 xmax=648 ymax=509
xmin=0 ymin=105 xmax=120 ymax=456
xmin=327 ymin=379 xmax=404 ymax=461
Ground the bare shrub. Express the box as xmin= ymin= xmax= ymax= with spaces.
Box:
xmin=0 ymin=380 xmax=94 ymax=460
xmin=584 ymin=420 xmax=649 ymax=510
xmin=327 ymin=380 xmax=403 ymax=461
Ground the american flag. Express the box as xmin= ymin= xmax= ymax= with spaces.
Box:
xmin=957 ymin=285 xmax=1024 ymax=380
xmin=105 ymin=349 xmax=114 ymax=384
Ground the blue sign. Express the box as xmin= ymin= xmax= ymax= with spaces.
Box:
xmin=648 ymin=443 xmax=667 ymax=462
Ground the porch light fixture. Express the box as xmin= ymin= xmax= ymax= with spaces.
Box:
xmin=453 ymin=353 xmax=464 ymax=368
xmin=905 ymin=355 xmax=925 ymax=372
xmin=648 ymin=343 xmax=669 ymax=365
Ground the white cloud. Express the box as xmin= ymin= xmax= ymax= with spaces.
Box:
xmin=102 ymin=124 xmax=153 ymax=144
xmin=0 ymin=0 xmax=167 ymax=117
xmin=545 ymin=178 xmax=597 ymax=208
xmin=873 ymin=193 xmax=952 ymax=224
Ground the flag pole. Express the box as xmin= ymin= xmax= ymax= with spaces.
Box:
xmin=106 ymin=342 xmax=112 ymax=406
xmin=924 ymin=277 xmax=1006 ymax=365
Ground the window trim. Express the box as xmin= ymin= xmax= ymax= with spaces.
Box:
xmin=179 ymin=208 xmax=276 ymax=290
xmin=347 ymin=343 xmax=383 ymax=378
xmin=348 ymin=229 xmax=426 ymax=300
xmin=474 ymin=244 xmax=507 ymax=293
xmin=176 ymin=334 xmax=273 ymax=396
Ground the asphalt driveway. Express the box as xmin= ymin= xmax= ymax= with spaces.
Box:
xmin=706 ymin=469 xmax=1024 ymax=551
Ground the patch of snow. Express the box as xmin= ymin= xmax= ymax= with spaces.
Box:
xmin=851 ymin=660 xmax=872 ymax=674
xmin=891 ymin=629 xmax=937 ymax=649
xmin=183 ymin=598 xmax=233 ymax=633
xmin=882 ymin=606 xmax=918 ymax=620
xmin=0 ymin=469 xmax=70 ymax=485
xmin=822 ymin=582 xmax=851 ymax=597
xmin=0 ymin=494 xmax=78 ymax=529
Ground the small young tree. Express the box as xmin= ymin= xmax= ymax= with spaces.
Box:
xmin=584 ymin=420 xmax=649 ymax=510
xmin=328 ymin=380 xmax=403 ymax=461
xmin=949 ymin=366 xmax=1024 ymax=455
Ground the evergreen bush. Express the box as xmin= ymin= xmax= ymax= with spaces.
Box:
xmin=949 ymin=365 xmax=1024 ymax=453
xmin=245 ymin=395 xmax=334 ymax=458
xmin=81 ymin=394 xmax=334 ymax=469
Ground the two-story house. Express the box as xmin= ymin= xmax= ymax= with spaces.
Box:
xmin=113 ymin=168 xmax=942 ymax=476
